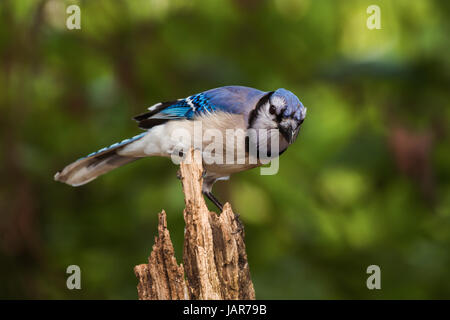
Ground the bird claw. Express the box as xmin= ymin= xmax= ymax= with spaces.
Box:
xmin=176 ymin=169 xmax=182 ymax=180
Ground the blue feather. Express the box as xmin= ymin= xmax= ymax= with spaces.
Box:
xmin=159 ymin=93 xmax=217 ymax=119
xmin=80 ymin=132 xmax=147 ymax=160
xmin=134 ymin=86 xmax=269 ymax=129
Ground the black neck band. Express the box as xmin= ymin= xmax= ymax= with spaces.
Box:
xmin=248 ymin=91 xmax=274 ymax=128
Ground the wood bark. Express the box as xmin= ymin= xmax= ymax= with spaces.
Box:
xmin=134 ymin=149 xmax=255 ymax=300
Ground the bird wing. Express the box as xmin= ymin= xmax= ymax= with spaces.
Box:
xmin=133 ymin=86 xmax=267 ymax=129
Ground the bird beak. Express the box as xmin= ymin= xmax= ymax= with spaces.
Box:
xmin=279 ymin=122 xmax=296 ymax=144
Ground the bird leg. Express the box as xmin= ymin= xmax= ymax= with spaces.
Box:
xmin=203 ymin=191 xmax=223 ymax=211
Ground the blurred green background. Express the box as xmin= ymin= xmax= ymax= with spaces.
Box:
xmin=1 ymin=0 xmax=449 ymax=299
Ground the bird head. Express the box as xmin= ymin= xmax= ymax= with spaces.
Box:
xmin=249 ymin=88 xmax=306 ymax=144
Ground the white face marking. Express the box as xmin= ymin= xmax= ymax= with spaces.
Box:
xmin=280 ymin=118 xmax=298 ymax=127
xmin=270 ymin=95 xmax=285 ymax=108
xmin=251 ymin=102 xmax=278 ymax=130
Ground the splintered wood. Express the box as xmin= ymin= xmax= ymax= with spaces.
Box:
xmin=134 ymin=149 xmax=255 ymax=300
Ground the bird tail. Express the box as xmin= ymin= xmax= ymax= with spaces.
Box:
xmin=54 ymin=132 xmax=147 ymax=186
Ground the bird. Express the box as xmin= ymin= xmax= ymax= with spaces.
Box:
xmin=54 ymin=86 xmax=307 ymax=210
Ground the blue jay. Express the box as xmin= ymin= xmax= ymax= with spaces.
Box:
xmin=54 ymin=86 xmax=307 ymax=210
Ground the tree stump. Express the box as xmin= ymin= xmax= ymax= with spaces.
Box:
xmin=134 ymin=149 xmax=255 ymax=300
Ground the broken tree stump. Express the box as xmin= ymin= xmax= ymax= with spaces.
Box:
xmin=134 ymin=149 xmax=255 ymax=300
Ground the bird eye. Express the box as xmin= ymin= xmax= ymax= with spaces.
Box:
xmin=269 ymin=105 xmax=276 ymax=115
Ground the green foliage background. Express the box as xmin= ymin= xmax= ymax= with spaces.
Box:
xmin=0 ymin=0 xmax=449 ymax=299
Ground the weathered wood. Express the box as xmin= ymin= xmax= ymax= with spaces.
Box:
xmin=134 ymin=149 xmax=255 ymax=300
xmin=134 ymin=211 xmax=189 ymax=300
